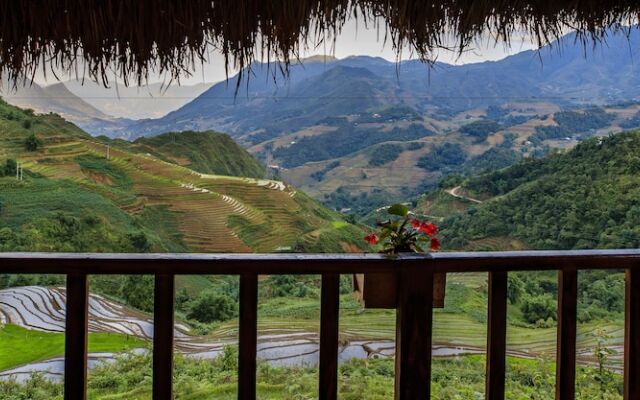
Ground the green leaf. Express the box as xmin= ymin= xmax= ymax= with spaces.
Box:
xmin=388 ymin=204 xmax=409 ymax=217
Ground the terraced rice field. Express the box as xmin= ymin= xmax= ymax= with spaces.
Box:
xmin=16 ymin=135 xmax=344 ymax=252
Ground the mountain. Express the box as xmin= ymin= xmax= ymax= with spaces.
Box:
xmin=129 ymin=131 xmax=266 ymax=178
xmin=0 ymin=79 xmax=112 ymax=122
xmin=1 ymin=80 xmax=216 ymax=139
xmin=0 ymin=99 xmax=365 ymax=253
xmin=122 ymin=28 xmax=640 ymax=141
xmin=61 ymin=80 xmax=213 ymax=119
xmin=429 ymin=131 xmax=640 ymax=250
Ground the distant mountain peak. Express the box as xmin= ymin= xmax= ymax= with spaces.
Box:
xmin=294 ymin=55 xmax=338 ymax=64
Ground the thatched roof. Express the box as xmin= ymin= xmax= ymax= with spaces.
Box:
xmin=1 ymin=1 xmax=638 ymax=86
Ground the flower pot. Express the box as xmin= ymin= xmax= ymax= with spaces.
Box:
xmin=353 ymin=272 xmax=447 ymax=309
xmin=353 ymin=272 xmax=398 ymax=309
xmin=432 ymin=272 xmax=447 ymax=308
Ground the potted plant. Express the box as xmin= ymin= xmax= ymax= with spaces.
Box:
xmin=353 ymin=203 xmax=446 ymax=308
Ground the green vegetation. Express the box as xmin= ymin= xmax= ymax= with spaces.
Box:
xmin=443 ymin=132 xmax=640 ymax=249
xmin=0 ymin=324 xmax=145 ymax=371
xmin=459 ymin=120 xmax=502 ymax=142
xmin=532 ymin=108 xmax=615 ymax=142
xmin=120 ymin=275 xmax=155 ymax=312
xmin=273 ymin=123 xmax=433 ymax=167
xmin=132 ymin=131 xmax=266 ymax=178
xmin=368 ymin=143 xmax=404 ymax=166
xmin=619 ymin=111 xmax=640 ymax=129
xmin=185 ymin=290 xmax=237 ymax=323
xmin=355 ymin=105 xmax=423 ymax=123
xmin=76 ymin=154 xmax=133 ymax=188
xmin=464 ymin=147 xmax=521 ymax=173
xmin=0 ymin=98 xmax=363 ymax=255
xmin=324 ymin=187 xmax=396 ymax=217
xmin=0 ymin=177 xmax=160 ymax=252
xmin=1 ymin=159 xmax=17 ymax=177
xmin=0 ymin=274 xmax=64 ymax=289
xmin=417 ymin=143 xmax=466 ymax=171
xmin=24 ymin=133 xmax=41 ymax=151
xmin=0 ymin=350 xmax=623 ymax=399
xmin=310 ymin=160 xmax=340 ymax=181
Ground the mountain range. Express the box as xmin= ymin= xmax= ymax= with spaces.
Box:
xmin=121 ymin=28 xmax=640 ymax=141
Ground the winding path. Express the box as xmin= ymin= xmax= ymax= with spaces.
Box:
xmin=445 ymin=186 xmax=483 ymax=204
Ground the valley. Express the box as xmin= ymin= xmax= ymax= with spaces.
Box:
xmin=5 ymin=30 xmax=640 ymax=217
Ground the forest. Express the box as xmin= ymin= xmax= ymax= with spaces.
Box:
xmin=443 ymin=132 xmax=640 ymax=250
xmin=273 ymin=123 xmax=434 ymax=167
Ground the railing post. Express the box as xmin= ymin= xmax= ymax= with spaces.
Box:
xmin=625 ymin=268 xmax=640 ymax=400
xmin=556 ymin=268 xmax=577 ymax=400
xmin=319 ymin=273 xmax=340 ymax=400
xmin=153 ymin=273 xmax=175 ymax=400
xmin=486 ymin=271 xmax=508 ymax=400
xmin=395 ymin=268 xmax=433 ymax=400
xmin=65 ymin=272 xmax=88 ymax=400
xmin=239 ymin=273 xmax=258 ymax=400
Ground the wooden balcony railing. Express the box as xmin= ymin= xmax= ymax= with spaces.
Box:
xmin=2 ymin=250 xmax=640 ymax=400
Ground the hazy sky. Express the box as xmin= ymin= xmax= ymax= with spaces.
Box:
xmin=33 ymin=18 xmax=537 ymax=87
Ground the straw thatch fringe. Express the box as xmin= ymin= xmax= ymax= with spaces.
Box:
xmin=0 ymin=0 xmax=638 ymax=87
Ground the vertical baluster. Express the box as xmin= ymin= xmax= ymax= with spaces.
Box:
xmin=556 ymin=269 xmax=577 ymax=400
xmin=153 ymin=273 xmax=175 ymax=400
xmin=486 ymin=271 xmax=508 ymax=400
xmin=319 ymin=273 xmax=340 ymax=400
xmin=395 ymin=269 xmax=433 ymax=400
xmin=239 ymin=273 xmax=258 ymax=400
xmin=625 ymin=268 xmax=640 ymax=399
xmin=65 ymin=272 xmax=88 ymax=400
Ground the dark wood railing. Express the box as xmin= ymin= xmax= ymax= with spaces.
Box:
xmin=2 ymin=250 xmax=640 ymax=400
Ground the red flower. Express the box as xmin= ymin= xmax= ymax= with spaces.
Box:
xmin=364 ymin=233 xmax=379 ymax=245
xmin=410 ymin=219 xmax=421 ymax=228
xmin=420 ymin=222 xmax=438 ymax=237
xmin=430 ymin=237 xmax=441 ymax=251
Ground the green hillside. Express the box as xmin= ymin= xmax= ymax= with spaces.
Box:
xmin=0 ymin=98 xmax=365 ymax=253
xmin=438 ymin=131 xmax=640 ymax=250
xmin=131 ymin=131 xmax=266 ymax=178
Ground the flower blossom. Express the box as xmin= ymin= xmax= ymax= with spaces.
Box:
xmin=364 ymin=233 xmax=379 ymax=245
xmin=420 ymin=222 xmax=438 ymax=237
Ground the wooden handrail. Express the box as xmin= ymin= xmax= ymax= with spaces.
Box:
xmin=1 ymin=250 xmax=640 ymax=400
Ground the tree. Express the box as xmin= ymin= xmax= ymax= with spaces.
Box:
xmin=186 ymin=291 xmax=236 ymax=323
xmin=0 ymin=274 xmax=10 ymax=289
xmin=127 ymin=232 xmax=151 ymax=252
xmin=3 ymin=159 xmax=17 ymax=176
xmin=507 ymin=274 xmax=524 ymax=304
xmin=11 ymin=275 xmax=35 ymax=287
xmin=22 ymin=119 xmax=32 ymax=130
xmin=175 ymin=288 xmax=191 ymax=312
xmin=24 ymin=133 xmax=41 ymax=151
xmin=120 ymin=275 xmax=154 ymax=312
xmin=520 ymin=294 xmax=556 ymax=324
